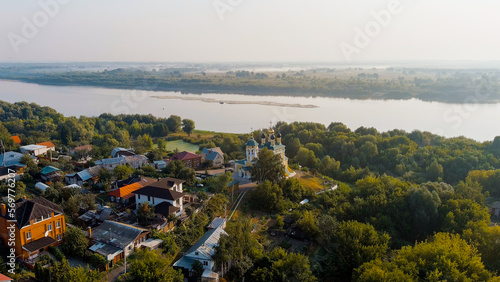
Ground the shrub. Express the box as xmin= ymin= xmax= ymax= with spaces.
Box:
xmin=48 ymin=246 xmax=65 ymax=261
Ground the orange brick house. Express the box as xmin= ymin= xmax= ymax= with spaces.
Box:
xmin=0 ymin=197 xmax=65 ymax=262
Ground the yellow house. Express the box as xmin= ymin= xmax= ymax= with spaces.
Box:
xmin=0 ymin=197 xmax=65 ymax=263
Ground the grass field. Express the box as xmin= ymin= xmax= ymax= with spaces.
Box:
xmin=165 ymin=139 xmax=200 ymax=152
xmin=294 ymin=171 xmax=326 ymax=192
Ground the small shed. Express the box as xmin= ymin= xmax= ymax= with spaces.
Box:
xmin=35 ymin=182 xmax=50 ymax=192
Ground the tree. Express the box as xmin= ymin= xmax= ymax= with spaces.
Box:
xmin=166 ymin=115 xmax=182 ymax=133
xmin=64 ymin=196 xmax=80 ymax=216
xmin=319 ymin=155 xmax=340 ymax=177
xmin=251 ymin=148 xmax=285 ymax=184
xmin=136 ymin=134 xmax=153 ymax=153
xmin=62 ymin=227 xmax=88 ymax=257
xmin=137 ymin=202 xmax=155 ymax=224
xmin=182 ymin=119 xmax=195 ymax=136
xmin=331 ymin=221 xmax=390 ymax=278
xmin=250 ymin=248 xmax=316 ymax=282
xmin=426 ymin=159 xmax=444 ymax=181
xmin=440 ymin=198 xmax=490 ymax=234
xmin=296 ymin=211 xmax=319 ymax=238
xmin=295 ymin=147 xmax=318 ymax=168
xmin=127 ymin=249 xmax=183 ymax=282
xmin=114 ymin=165 xmax=134 ymax=180
xmin=355 ymin=233 xmax=494 ymax=281
xmin=282 ymin=178 xmax=309 ymax=202
xmin=463 ymin=221 xmax=500 ymax=273
xmin=164 ymin=160 xmax=196 ymax=185
xmin=249 ymin=181 xmax=285 ymax=212
xmin=191 ymin=260 xmax=204 ymax=277
xmin=20 ymin=154 xmax=39 ymax=176
xmin=206 ymin=171 xmax=233 ymax=193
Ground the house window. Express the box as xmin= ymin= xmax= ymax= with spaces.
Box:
xmin=195 ymin=252 xmax=198 ymax=256
xmin=137 ymin=194 xmax=141 ymax=200
xmin=203 ymin=261 xmax=208 ymax=266
xmin=26 ymin=232 xmax=31 ymax=240
xmin=57 ymin=234 xmax=62 ymax=241
xmin=111 ymin=196 xmax=115 ymax=202
xmin=48 ymin=224 xmax=52 ymax=231
xmin=56 ymin=221 xmax=61 ymax=228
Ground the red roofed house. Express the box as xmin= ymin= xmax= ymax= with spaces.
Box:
xmin=108 ymin=176 xmax=157 ymax=207
xmin=10 ymin=136 xmax=21 ymax=145
xmin=170 ymin=151 xmax=201 ymax=169
xmin=36 ymin=141 xmax=56 ymax=152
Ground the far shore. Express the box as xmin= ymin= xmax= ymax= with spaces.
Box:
xmin=151 ymin=95 xmax=319 ymax=108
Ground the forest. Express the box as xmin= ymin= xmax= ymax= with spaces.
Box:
xmin=1 ymin=100 xmax=500 ymax=281
xmin=1 ymin=64 xmax=500 ymax=103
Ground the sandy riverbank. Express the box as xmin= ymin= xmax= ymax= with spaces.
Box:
xmin=151 ymin=95 xmax=318 ymax=108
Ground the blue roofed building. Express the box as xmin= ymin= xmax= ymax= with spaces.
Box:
xmin=40 ymin=166 xmax=63 ymax=182
xmin=0 ymin=151 xmax=35 ymax=181
xmin=200 ymin=147 xmax=224 ymax=167
xmin=0 ymin=151 xmax=34 ymax=167
xmin=173 ymin=226 xmax=227 ymax=280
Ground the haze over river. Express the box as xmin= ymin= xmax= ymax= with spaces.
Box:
xmin=1 ymin=80 xmax=498 ymax=142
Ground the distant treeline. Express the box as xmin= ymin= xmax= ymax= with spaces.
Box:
xmin=1 ymin=66 xmax=500 ymax=103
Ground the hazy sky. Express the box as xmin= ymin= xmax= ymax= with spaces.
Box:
xmin=1 ymin=0 xmax=500 ymax=62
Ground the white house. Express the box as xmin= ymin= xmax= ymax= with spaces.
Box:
xmin=134 ymin=177 xmax=185 ymax=217
xmin=95 ymin=155 xmax=148 ymax=170
xmin=20 ymin=145 xmax=49 ymax=156
xmin=173 ymin=226 xmax=227 ymax=281
xmin=89 ymin=220 xmax=149 ymax=265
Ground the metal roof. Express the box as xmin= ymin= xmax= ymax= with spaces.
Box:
xmin=184 ymin=227 xmax=227 ymax=259
xmin=91 ymin=220 xmax=148 ymax=247
xmin=0 ymin=151 xmax=29 ymax=167
xmin=20 ymin=144 xmax=46 ymax=151
xmin=41 ymin=166 xmax=61 ymax=175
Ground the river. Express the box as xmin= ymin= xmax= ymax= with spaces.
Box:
xmin=0 ymin=80 xmax=498 ymax=142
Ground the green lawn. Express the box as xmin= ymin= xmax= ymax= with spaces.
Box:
xmin=165 ymin=140 xmax=200 ymax=153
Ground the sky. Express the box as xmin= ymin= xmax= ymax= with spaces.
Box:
xmin=1 ymin=0 xmax=500 ymax=63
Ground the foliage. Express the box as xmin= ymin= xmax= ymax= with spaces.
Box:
xmin=330 ymin=221 xmax=390 ymax=278
xmin=250 ymin=248 xmax=316 ymax=282
xmin=191 ymin=260 xmax=204 ymax=277
xmin=137 ymin=202 xmax=156 ymax=224
xmin=182 ymin=119 xmax=195 ymax=136
xmin=61 ymin=227 xmax=88 ymax=257
xmin=114 ymin=164 xmax=134 ymax=180
xmin=250 ymin=147 xmax=285 ymax=184
xmin=122 ymin=249 xmax=184 ymax=282
xmin=206 ymin=171 xmax=233 ymax=193
xmin=354 ymin=233 xmax=495 ymax=281
xmin=48 ymin=246 xmax=65 ymax=261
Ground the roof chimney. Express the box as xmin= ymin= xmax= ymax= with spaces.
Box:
xmin=88 ymin=226 xmax=92 ymax=238
xmin=1 ymin=204 xmax=6 ymax=216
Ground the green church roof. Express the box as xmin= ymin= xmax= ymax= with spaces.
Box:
xmin=246 ymin=138 xmax=258 ymax=147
